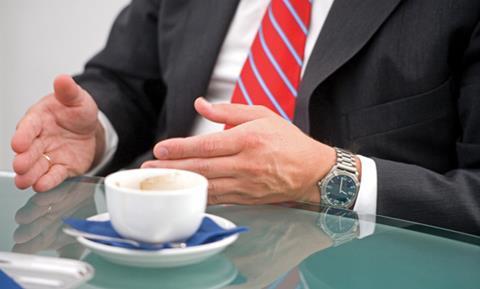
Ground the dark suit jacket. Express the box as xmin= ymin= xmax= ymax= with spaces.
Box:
xmin=74 ymin=0 xmax=480 ymax=235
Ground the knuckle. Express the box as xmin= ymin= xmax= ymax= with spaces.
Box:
xmin=14 ymin=161 xmax=29 ymax=175
xmin=229 ymin=160 xmax=242 ymax=174
xmin=248 ymin=195 xmax=265 ymax=205
xmin=200 ymin=139 xmax=217 ymax=155
xmin=33 ymin=176 xmax=46 ymax=191
xmin=247 ymin=163 xmax=263 ymax=176
xmin=253 ymin=105 xmax=273 ymax=116
xmin=20 ymin=176 xmax=34 ymax=189
xmin=50 ymin=171 xmax=62 ymax=188
xmin=243 ymin=133 xmax=262 ymax=149
xmin=208 ymin=193 xmax=220 ymax=204
xmin=32 ymin=142 xmax=44 ymax=160
xmin=239 ymin=164 xmax=261 ymax=179
xmin=10 ymin=136 xmax=18 ymax=151
xmin=24 ymin=106 xmax=39 ymax=119
xmin=169 ymin=143 xmax=184 ymax=157
xmin=208 ymin=180 xmax=219 ymax=193
xmin=196 ymin=160 xmax=212 ymax=175
xmin=236 ymin=159 xmax=252 ymax=174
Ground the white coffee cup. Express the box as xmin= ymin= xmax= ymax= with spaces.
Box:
xmin=104 ymin=168 xmax=208 ymax=243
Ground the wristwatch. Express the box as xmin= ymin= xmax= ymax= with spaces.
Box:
xmin=318 ymin=147 xmax=360 ymax=209
xmin=317 ymin=206 xmax=359 ymax=247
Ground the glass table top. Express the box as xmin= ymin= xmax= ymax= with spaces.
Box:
xmin=0 ymin=172 xmax=479 ymax=289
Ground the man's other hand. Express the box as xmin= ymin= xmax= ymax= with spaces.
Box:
xmin=142 ymin=98 xmax=337 ymax=205
xmin=11 ymin=75 xmax=103 ymax=192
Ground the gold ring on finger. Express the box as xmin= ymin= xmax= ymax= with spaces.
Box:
xmin=42 ymin=153 xmax=53 ymax=168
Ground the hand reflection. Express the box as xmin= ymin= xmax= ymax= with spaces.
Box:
xmin=209 ymin=205 xmax=334 ymax=289
xmin=12 ymin=178 xmax=99 ymax=258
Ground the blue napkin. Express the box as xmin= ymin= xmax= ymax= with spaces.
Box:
xmin=0 ymin=270 xmax=23 ymax=289
xmin=64 ymin=217 xmax=248 ymax=251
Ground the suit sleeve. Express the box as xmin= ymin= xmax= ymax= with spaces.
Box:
xmin=373 ymin=20 xmax=480 ymax=235
xmin=74 ymin=0 xmax=164 ymax=173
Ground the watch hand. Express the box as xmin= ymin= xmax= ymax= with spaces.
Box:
xmin=339 ymin=178 xmax=344 ymax=195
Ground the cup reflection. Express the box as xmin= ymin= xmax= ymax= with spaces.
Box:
xmin=85 ymin=253 xmax=238 ymax=289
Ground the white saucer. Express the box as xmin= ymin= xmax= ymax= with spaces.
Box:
xmin=74 ymin=213 xmax=240 ymax=268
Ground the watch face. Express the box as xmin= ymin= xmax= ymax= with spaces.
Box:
xmin=325 ymin=174 xmax=357 ymax=207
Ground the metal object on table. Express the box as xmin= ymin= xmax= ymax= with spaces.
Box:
xmin=63 ymin=228 xmax=187 ymax=250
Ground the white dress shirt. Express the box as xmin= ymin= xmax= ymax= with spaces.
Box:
xmin=96 ymin=0 xmax=377 ymax=236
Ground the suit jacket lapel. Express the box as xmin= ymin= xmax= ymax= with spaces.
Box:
xmin=294 ymin=0 xmax=403 ymax=133
xmin=167 ymin=0 xmax=239 ymax=137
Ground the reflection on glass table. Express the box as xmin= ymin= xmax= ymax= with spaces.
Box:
xmin=11 ymin=177 xmax=97 ymax=259
xmin=0 ymin=173 xmax=479 ymax=289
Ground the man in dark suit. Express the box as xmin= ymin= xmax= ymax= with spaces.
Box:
xmin=11 ymin=0 xmax=480 ymax=235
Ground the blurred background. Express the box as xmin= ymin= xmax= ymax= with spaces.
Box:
xmin=0 ymin=0 xmax=129 ymax=171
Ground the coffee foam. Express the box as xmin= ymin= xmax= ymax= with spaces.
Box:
xmin=113 ymin=171 xmax=203 ymax=191
xmin=140 ymin=173 xmax=194 ymax=191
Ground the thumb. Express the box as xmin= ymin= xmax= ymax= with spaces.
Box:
xmin=53 ymin=75 xmax=83 ymax=107
xmin=194 ymin=97 xmax=274 ymax=126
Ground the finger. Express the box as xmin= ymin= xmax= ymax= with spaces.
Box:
xmin=29 ymin=182 xmax=74 ymax=206
xmin=13 ymin=222 xmax=62 ymax=254
xmin=57 ymin=243 xmax=87 ymax=259
xmin=12 ymin=242 xmax=39 ymax=255
xmin=15 ymin=155 xmax=51 ymax=190
xmin=142 ymin=157 xmax=237 ymax=178
xmin=15 ymin=186 xmax=72 ymax=224
xmin=11 ymin=113 xmax=43 ymax=154
xmin=15 ymin=200 xmax=48 ymax=225
xmin=13 ymin=212 xmax=58 ymax=244
xmin=33 ymin=165 xmax=69 ymax=192
xmin=194 ymin=97 xmax=274 ymax=126
xmin=53 ymin=75 xmax=83 ymax=107
xmin=13 ymin=138 xmax=46 ymax=174
xmin=154 ymin=132 xmax=242 ymax=160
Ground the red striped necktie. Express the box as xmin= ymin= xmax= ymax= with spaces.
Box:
xmin=230 ymin=0 xmax=312 ymax=122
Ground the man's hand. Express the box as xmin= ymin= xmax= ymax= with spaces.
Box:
xmin=11 ymin=75 xmax=103 ymax=192
xmin=142 ymin=98 xmax=337 ymax=204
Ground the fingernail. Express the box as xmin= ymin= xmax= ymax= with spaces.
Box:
xmin=198 ymin=97 xmax=211 ymax=107
xmin=141 ymin=162 xmax=151 ymax=168
xmin=155 ymin=146 xmax=169 ymax=159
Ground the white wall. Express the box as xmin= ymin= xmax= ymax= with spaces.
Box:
xmin=0 ymin=0 xmax=130 ymax=171
xmin=0 ymin=0 xmax=8 ymax=171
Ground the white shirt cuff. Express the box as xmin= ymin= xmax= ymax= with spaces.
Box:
xmin=354 ymin=155 xmax=377 ymax=239
xmin=86 ymin=111 xmax=119 ymax=176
